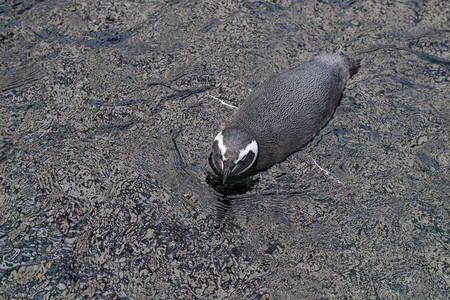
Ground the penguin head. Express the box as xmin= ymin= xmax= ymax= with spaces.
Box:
xmin=210 ymin=127 xmax=258 ymax=184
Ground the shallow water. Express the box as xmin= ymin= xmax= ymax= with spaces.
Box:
xmin=1 ymin=0 xmax=448 ymax=299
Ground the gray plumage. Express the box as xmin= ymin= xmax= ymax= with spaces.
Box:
xmin=210 ymin=54 xmax=360 ymax=183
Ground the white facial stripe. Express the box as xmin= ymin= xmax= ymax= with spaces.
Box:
xmin=214 ymin=131 xmax=227 ymax=162
xmin=235 ymin=140 xmax=258 ymax=163
xmin=234 ymin=140 xmax=258 ymax=175
xmin=212 ymin=152 xmax=223 ymax=171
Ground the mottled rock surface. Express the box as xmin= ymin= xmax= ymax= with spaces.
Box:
xmin=0 ymin=0 xmax=448 ymax=299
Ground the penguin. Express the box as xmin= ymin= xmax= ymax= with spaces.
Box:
xmin=210 ymin=54 xmax=360 ymax=184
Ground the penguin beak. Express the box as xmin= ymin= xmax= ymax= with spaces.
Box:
xmin=222 ymin=159 xmax=235 ymax=184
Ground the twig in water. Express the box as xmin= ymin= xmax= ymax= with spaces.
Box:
xmin=309 ymin=156 xmax=343 ymax=185
xmin=210 ymin=95 xmax=239 ymax=109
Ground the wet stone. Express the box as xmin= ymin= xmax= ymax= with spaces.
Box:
xmin=0 ymin=0 xmax=448 ymax=299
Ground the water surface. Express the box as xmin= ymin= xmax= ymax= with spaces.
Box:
xmin=0 ymin=0 xmax=448 ymax=298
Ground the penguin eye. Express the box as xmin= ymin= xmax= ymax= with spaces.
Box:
xmin=241 ymin=155 xmax=247 ymax=162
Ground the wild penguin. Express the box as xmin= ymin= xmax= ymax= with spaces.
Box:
xmin=210 ymin=54 xmax=360 ymax=184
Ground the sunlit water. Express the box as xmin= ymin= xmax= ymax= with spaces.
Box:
xmin=1 ymin=0 xmax=448 ymax=299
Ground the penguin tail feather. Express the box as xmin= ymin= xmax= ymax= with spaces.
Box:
xmin=349 ymin=59 xmax=361 ymax=77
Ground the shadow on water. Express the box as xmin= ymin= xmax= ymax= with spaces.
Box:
xmin=204 ymin=168 xmax=319 ymax=229
xmin=205 ymin=172 xmax=258 ymax=220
